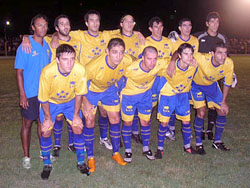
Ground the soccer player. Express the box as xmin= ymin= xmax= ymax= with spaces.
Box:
xmin=47 ymin=15 xmax=82 ymax=157
xmin=193 ymin=12 xmax=233 ymax=140
xmin=39 ymin=44 xmax=89 ymax=180
xmin=15 ymin=14 xmax=51 ymax=169
xmin=166 ymin=17 xmax=199 ymax=140
xmin=155 ymin=43 xmax=198 ymax=159
xmin=82 ymin=38 xmax=133 ymax=172
xmin=21 ymin=15 xmax=82 ymax=156
xmin=121 ymin=46 xmax=170 ymax=163
xmin=191 ymin=42 xmax=233 ymax=154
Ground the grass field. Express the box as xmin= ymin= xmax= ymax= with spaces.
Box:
xmin=0 ymin=56 xmax=249 ymax=188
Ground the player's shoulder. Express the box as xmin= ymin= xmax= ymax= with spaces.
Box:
xmin=190 ymin=35 xmax=199 ymax=41
xmin=42 ymin=60 xmax=56 ymax=73
xmin=225 ymin=56 xmax=234 ymax=66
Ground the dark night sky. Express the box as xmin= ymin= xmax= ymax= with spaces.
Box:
xmin=0 ymin=0 xmax=250 ymax=38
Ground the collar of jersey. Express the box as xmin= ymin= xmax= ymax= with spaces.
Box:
xmin=150 ymin=35 xmax=162 ymax=42
xmin=122 ymin=33 xmax=133 ymax=37
xmin=179 ymin=35 xmax=190 ymax=42
xmin=105 ymin=55 xmax=117 ymax=70
xmin=211 ymin=56 xmax=220 ymax=68
xmin=57 ymin=64 xmax=71 ymax=77
xmin=87 ymin=30 xmax=99 ymax=37
xmin=177 ymin=59 xmax=188 ymax=71
xmin=139 ymin=60 xmax=150 ymax=73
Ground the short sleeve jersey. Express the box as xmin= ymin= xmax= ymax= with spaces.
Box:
xmin=15 ymin=35 xmax=51 ymax=98
xmin=139 ymin=36 xmax=173 ymax=58
xmin=193 ymin=53 xmax=234 ymax=86
xmin=172 ymin=35 xmax=199 ymax=53
xmin=85 ymin=53 xmax=133 ymax=93
xmin=44 ymin=36 xmax=81 ymax=62
xmin=121 ymin=58 xmax=169 ymax=95
xmin=70 ymin=29 xmax=119 ymax=65
xmin=160 ymin=59 xmax=198 ymax=96
xmin=38 ymin=60 xmax=88 ymax=104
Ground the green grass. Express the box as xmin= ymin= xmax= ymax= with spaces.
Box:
xmin=0 ymin=56 xmax=250 ymax=188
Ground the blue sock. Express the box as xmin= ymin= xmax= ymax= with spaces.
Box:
xmin=182 ymin=123 xmax=192 ymax=149
xmin=122 ymin=125 xmax=132 ymax=151
xmin=141 ymin=125 xmax=151 ymax=150
xmin=214 ymin=115 xmax=226 ymax=143
xmin=83 ymin=127 xmax=95 ymax=158
xmin=194 ymin=117 xmax=204 ymax=146
xmin=132 ymin=110 xmax=139 ymax=134
xmin=41 ymin=136 xmax=52 ymax=165
xmin=110 ymin=122 xmax=121 ymax=154
xmin=157 ymin=124 xmax=168 ymax=150
xmin=169 ymin=112 xmax=176 ymax=132
xmin=67 ymin=123 xmax=74 ymax=146
xmin=74 ymin=133 xmax=85 ymax=164
xmin=99 ymin=116 xmax=109 ymax=139
xmin=53 ymin=120 xmax=63 ymax=147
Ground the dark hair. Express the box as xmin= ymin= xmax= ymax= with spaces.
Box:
xmin=54 ymin=14 xmax=69 ymax=28
xmin=56 ymin=44 xmax=76 ymax=58
xmin=84 ymin=10 xmax=101 ymax=22
xmin=30 ymin=14 xmax=48 ymax=34
xmin=206 ymin=12 xmax=220 ymax=22
xmin=212 ymin=42 xmax=227 ymax=53
xmin=148 ymin=16 xmax=163 ymax=28
xmin=142 ymin=46 xmax=158 ymax=57
xmin=178 ymin=17 xmax=192 ymax=26
xmin=177 ymin=43 xmax=194 ymax=55
xmin=107 ymin=38 xmax=125 ymax=51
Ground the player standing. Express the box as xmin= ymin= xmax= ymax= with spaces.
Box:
xmin=15 ymin=14 xmax=51 ymax=169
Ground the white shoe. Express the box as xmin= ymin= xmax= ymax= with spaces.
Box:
xmin=231 ymin=73 xmax=237 ymax=88
xmin=22 ymin=157 xmax=31 ymax=169
xmin=99 ymin=137 xmax=113 ymax=150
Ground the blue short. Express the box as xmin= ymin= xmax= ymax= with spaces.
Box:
xmin=157 ymin=93 xmax=190 ymax=122
xmin=21 ymin=96 xmax=40 ymax=120
xmin=121 ymin=89 xmax=152 ymax=122
xmin=87 ymin=85 xmax=120 ymax=112
xmin=191 ymin=81 xmax=223 ymax=109
xmin=151 ymin=76 xmax=160 ymax=107
xmin=40 ymin=99 xmax=82 ymax=125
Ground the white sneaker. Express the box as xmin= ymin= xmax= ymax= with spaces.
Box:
xmin=99 ymin=137 xmax=113 ymax=150
xmin=231 ymin=73 xmax=237 ymax=88
xmin=22 ymin=157 xmax=31 ymax=169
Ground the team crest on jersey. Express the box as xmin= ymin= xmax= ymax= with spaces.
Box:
xmin=100 ymin=40 xmax=106 ymax=46
xmin=163 ymin=106 xmax=170 ymax=113
xmin=119 ymin=69 xmax=124 ymax=75
xmin=32 ymin=51 xmax=39 ymax=57
xmin=135 ymin=42 xmax=139 ymax=48
xmin=164 ymin=44 xmax=169 ymax=49
xmin=69 ymin=81 xmax=75 ymax=88
xmin=73 ymin=45 xmax=77 ymax=49
xmin=218 ymin=70 xmax=224 ymax=76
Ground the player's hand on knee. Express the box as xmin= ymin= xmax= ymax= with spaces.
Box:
xmin=41 ymin=119 xmax=53 ymax=136
xmin=21 ymin=35 xmax=32 ymax=54
xmin=220 ymin=102 xmax=229 ymax=115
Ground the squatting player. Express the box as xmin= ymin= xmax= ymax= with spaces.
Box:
xmin=192 ymin=42 xmax=234 ymax=153
xmin=155 ymin=43 xmax=198 ymax=159
xmin=39 ymin=44 xmax=89 ymax=180
xmin=15 ymin=14 xmax=51 ymax=169
xmin=82 ymin=38 xmax=133 ymax=172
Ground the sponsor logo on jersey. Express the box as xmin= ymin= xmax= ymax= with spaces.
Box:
xmin=32 ymin=51 xmax=39 ymax=57
xmin=163 ymin=106 xmax=170 ymax=113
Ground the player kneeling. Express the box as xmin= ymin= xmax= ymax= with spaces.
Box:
xmin=38 ymin=44 xmax=90 ymax=180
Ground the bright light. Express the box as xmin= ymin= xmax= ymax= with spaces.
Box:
xmin=6 ymin=21 xmax=10 ymax=26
